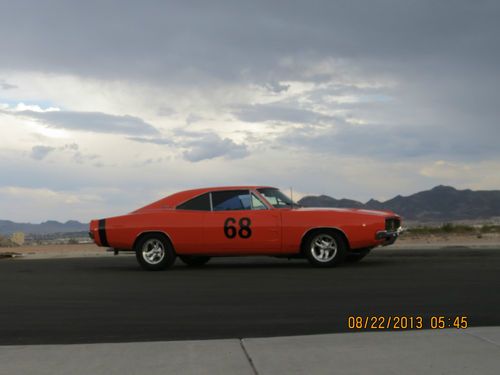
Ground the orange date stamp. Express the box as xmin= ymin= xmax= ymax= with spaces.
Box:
xmin=347 ymin=315 xmax=468 ymax=330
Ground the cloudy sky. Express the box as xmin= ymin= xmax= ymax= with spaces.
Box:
xmin=1 ymin=0 xmax=499 ymax=222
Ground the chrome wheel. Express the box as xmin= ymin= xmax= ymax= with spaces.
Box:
xmin=142 ymin=239 xmax=165 ymax=265
xmin=310 ymin=234 xmax=338 ymax=262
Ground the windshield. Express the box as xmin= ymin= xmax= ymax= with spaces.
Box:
xmin=257 ymin=188 xmax=297 ymax=208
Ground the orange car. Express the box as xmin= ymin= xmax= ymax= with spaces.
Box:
xmin=89 ymin=186 xmax=403 ymax=270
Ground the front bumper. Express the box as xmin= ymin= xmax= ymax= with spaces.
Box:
xmin=376 ymin=226 xmax=405 ymax=246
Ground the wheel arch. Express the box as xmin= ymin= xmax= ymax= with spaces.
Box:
xmin=300 ymin=227 xmax=350 ymax=253
xmin=133 ymin=230 xmax=175 ymax=252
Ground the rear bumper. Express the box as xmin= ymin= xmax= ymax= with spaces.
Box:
xmin=376 ymin=226 xmax=405 ymax=246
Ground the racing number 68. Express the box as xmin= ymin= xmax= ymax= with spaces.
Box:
xmin=224 ymin=217 xmax=252 ymax=239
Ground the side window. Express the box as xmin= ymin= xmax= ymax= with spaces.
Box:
xmin=212 ymin=190 xmax=251 ymax=211
xmin=251 ymin=194 xmax=267 ymax=210
xmin=177 ymin=193 xmax=211 ymax=211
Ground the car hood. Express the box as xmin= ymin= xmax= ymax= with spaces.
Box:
xmin=293 ymin=207 xmax=397 ymax=217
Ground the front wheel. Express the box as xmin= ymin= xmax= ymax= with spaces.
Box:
xmin=303 ymin=230 xmax=347 ymax=267
xmin=179 ymin=255 xmax=211 ymax=267
xmin=135 ymin=233 xmax=176 ymax=271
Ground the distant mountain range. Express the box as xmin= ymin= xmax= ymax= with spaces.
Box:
xmin=1 ymin=186 xmax=499 ymax=234
xmin=0 ymin=220 xmax=88 ymax=235
xmin=298 ymin=185 xmax=500 ymax=222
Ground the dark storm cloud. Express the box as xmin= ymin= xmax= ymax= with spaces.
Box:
xmin=9 ymin=110 xmax=159 ymax=136
xmin=30 ymin=145 xmax=55 ymax=160
xmin=0 ymin=79 xmax=17 ymax=90
xmin=28 ymin=142 xmax=100 ymax=164
xmin=234 ymin=104 xmax=340 ymax=124
xmin=1 ymin=0 xmax=499 ymax=162
xmin=182 ymin=133 xmax=249 ymax=162
xmin=174 ymin=129 xmax=249 ymax=162
xmin=129 ymin=130 xmax=249 ymax=162
xmin=1 ymin=1 xmax=498 ymax=83
xmin=265 ymin=82 xmax=290 ymax=93
xmin=127 ymin=137 xmax=173 ymax=145
xmin=277 ymin=121 xmax=500 ymax=161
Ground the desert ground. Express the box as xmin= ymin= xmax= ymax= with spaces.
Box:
xmin=1 ymin=232 xmax=499 ymax=259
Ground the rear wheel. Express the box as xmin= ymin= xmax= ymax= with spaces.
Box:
xmin=179 ymin=255 xmax=211 ymax=267
xmin=345 ymin=247 xmax=372 ymax=263
xmin=303 ymin=230 xmax=347 ymax=267
xmin=135 ymin=233 xmax=176 ymax=271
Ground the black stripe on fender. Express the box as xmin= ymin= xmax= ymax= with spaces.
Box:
xmin=98 ymin=219 xmax=109 ymax=247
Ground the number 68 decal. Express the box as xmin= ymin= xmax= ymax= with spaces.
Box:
xmin=224 ymin=217 xmax=252 ymax=239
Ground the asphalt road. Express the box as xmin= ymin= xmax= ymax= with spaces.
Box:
xmin=1 ymin=248 xmax=499 ymax=345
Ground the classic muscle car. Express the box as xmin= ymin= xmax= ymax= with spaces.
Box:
xmin=89 ymin=186 xmax=403 ymax=270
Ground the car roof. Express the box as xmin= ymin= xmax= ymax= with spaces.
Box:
xmin=133 ymin=186 xmax=277 ymax=212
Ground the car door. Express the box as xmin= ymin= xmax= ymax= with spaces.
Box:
xmin=203 ymin=189 xmax=282 ymax=254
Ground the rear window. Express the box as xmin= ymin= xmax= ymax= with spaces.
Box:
xmin=177 ymin=193 xmax=211 ymax=211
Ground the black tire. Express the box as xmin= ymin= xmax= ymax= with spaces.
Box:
xmin=179 ymin=255 xmax=211 ymax=267
xmin=303 ymin=230 xmax=347 ymax=267
xmin=345 ymin=247 xmax=372 ymax=263
xmin=135 ymin=233 xmax=176 ymax=271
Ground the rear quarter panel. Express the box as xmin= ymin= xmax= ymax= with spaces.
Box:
xmin=103 ymin=210 xmax=204 ymax=252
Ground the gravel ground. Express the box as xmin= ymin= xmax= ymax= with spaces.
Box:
xmin=0 ymin=243 xmax=110 ymax=259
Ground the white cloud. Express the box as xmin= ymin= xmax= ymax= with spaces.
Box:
xmin=10 ymin=102 xmax=60 ymax=112
xmin=420 ymin=160 xmax=472 ymax=179
xmin=419 ymin=160 xmax=500 ymax=190
xmin=0 ymin=186 xmax=103 ymax=222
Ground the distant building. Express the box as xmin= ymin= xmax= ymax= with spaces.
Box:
xmin=11 ymin=232 xmax=25 ymax=246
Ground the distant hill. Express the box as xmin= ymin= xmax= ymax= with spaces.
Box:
xmin=298 ymin=185 xmax=500 ymax=221
xmin=0 ymin=220 xmax=88 ymax=235
xmin=2 ymin=185 xmax=500 ymax=232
